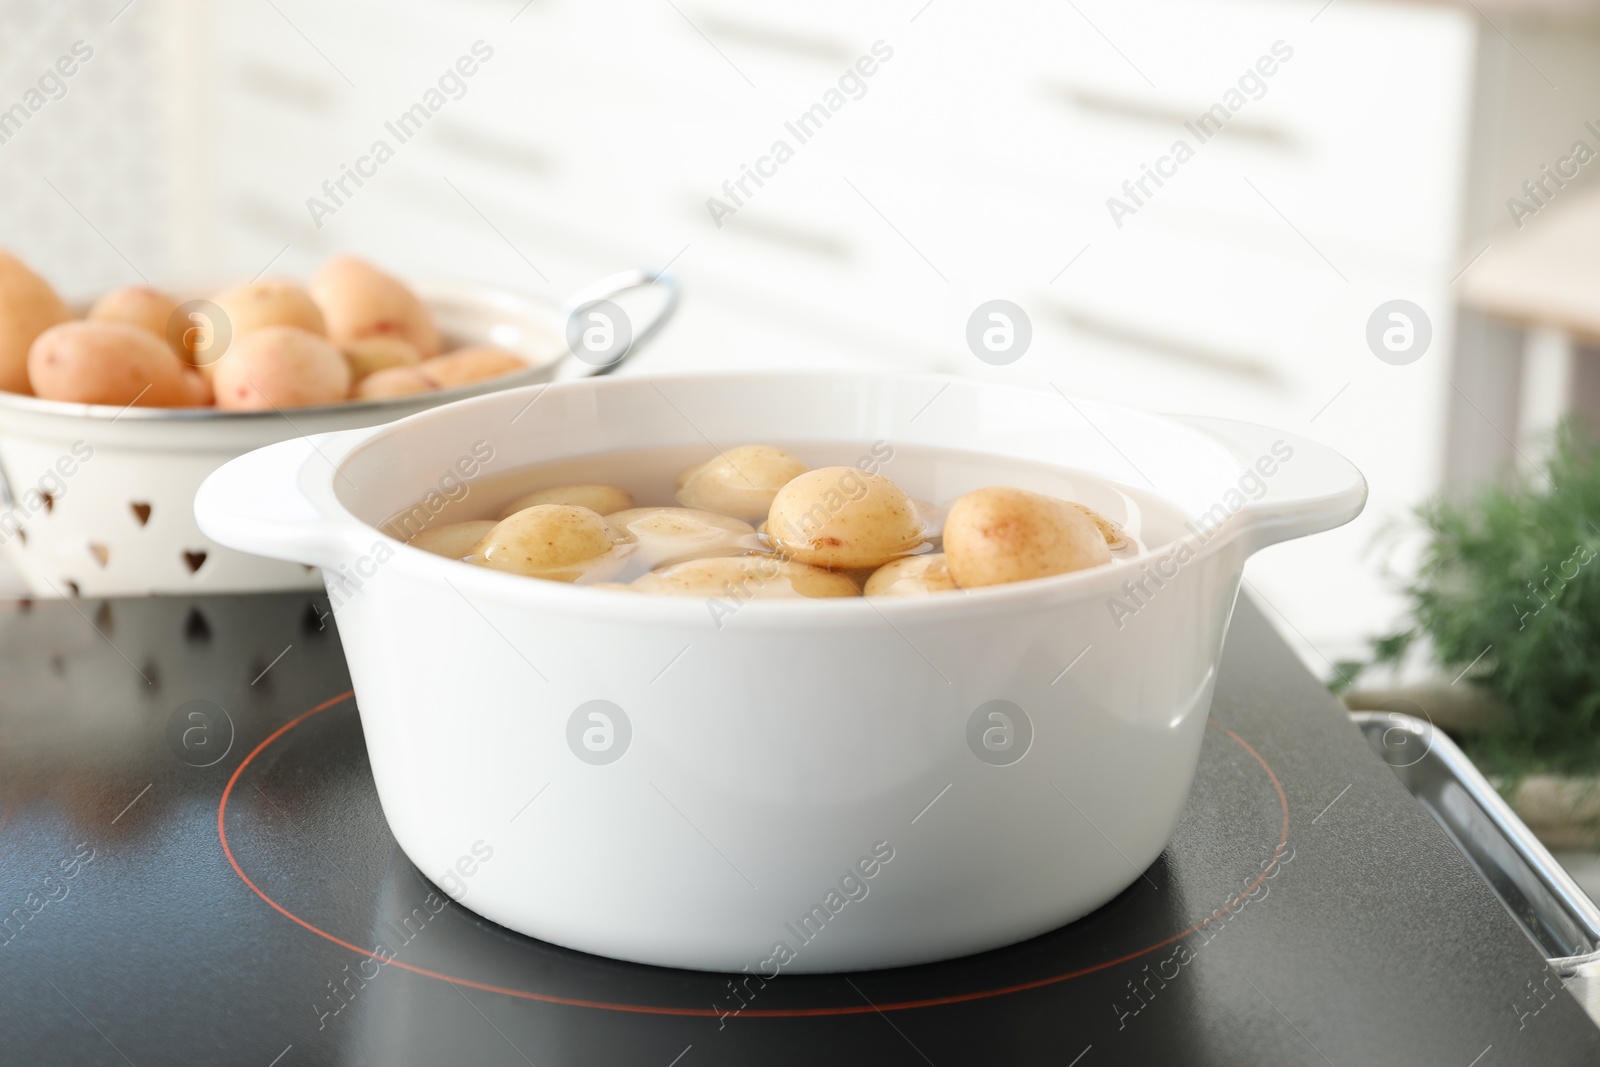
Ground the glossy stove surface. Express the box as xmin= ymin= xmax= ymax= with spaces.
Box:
xmin=1 ymin=592 xmax=1596 ymax=1066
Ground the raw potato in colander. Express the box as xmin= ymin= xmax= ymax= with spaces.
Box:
xmin=28 ymin=321 xmax=210 ymax=408
xmin=0 ymin=251 xmax=550 ymax=410
xmin=0 ymin=250 xmax=71 ymax=395
xmin=88 ymin=286 xmax=185 ymax=360
xmin=212 ymin=327 xmax=352 ymax=411
xmin=204 ymin=279 xmax=328 ymax=376
xmin=310 ymin=255 xmax=441 ymax=359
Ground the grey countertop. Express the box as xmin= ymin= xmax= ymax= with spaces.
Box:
xmin=0 ymin=589 xmax=1597 ymax=1064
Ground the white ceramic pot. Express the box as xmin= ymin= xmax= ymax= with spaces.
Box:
xmin=195 ymin=372 xmax=1365 ymax=973
xmin=0 ymin=270 xmax=676 ymax=597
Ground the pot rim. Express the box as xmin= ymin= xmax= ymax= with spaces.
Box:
xmin=202 ymin=369 xmax=1367 ymax=629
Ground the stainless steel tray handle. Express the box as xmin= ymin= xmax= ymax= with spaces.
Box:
xmin=1353 ymin=711 xmax=1600 ymax=1023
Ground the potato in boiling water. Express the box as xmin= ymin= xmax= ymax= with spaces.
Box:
xmin=630 ymin=555 xmax=858 ymax=598
xmin=470 ymin=505 xmax=628 ymax=582
xmin=407 ymin=520 xmax=497 ymax=560
xmin=943 ymin=487 xmax=1110 ymax=588
xmin=605 ymin=506 xmax=759 ymax=569
xmin=912 ymin=499 xmax=945 ymax=541
xmin=1070 ymin=502 xmax=1129 ymax=549
xmin=499 ymin=484 xmax=634 ymax=519
xmin=864 ymin=553 xmax=958 ymax=597
xmin=675 ymin=445 xmax=808 ymax=521
xmin=766 ymin=467 xmax=924 ymax=569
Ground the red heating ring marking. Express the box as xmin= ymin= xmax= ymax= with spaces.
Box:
xmin=219 ymin=690 xmax=1290 ymax=1018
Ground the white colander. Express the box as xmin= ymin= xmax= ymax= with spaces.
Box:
xmin=0 ymin=269 xmax=677 ymax=597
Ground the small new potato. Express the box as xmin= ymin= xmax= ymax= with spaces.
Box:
xmin=419 ymin=346 xmax=526 ymax=389
xmin=206 ymin=279 xmax=326 ymax=375
xmin=470 ymin=504 xmax=629 ymax=582
xmin=310 ymin=255 xmax=439 ymax=358
xmin=27 ymin=321 xmax=202 ymax=407
xmin=88 ymin=286 xmax=184 ymax=358
xmin=211 ymin=326 xmax=352 ymax=411
xmin=178 ymin=370 xmax=213 ymax=406
xmin=675 ymin=445 xmax=808 ymax=521
xmin=343 ymin=337 xmax=420 ymax=382
xmin=1070 ymin=502 xmax=1129 ymax=549
xmin=356 ymin=366 xmax=434 ymax=400
xmin=766 ymin=466 xmax=925 ymax=569
xmin=498 ymin=484 xmax=634 ymax=519
xmin=864 ymin=553 xmax=959 ymax=597
xmin=407 ymin=520 xmax=497 ymax=560
xmin=913 ymin=499 xmax=946 ymax=541
xmin=630 ymin=555 xmax=859 ymax=598
xmin=0 ymin=250 xmax=71 ymax=394
xmin=605 ymin=506 xmax=759 ymax=569
xmin=944 ymin=487 xmax=1111 ymax=588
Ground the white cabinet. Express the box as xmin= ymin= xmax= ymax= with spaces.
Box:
xmin=171 ymin=0 xmax=1596 ymax=666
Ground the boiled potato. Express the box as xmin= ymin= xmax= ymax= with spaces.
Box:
xmin=767 ymin=466 xmax=925 ymax=569
xmin=469 ymin=504 xmax=628 ymax=582
xmin=0 ymin=250 xmax=71 ymax=394
xmin=631 ymin=555 xmax=859 ymax=598
xmin=498 ymin=484 xmax=634 ymax=519
xmin=943 ymin=487 xmax=1111 ymax=588
xmin=913 ymin=499 xmax=946 ymax=541
xmin=1071 ymin=502 xmax=1129 ymax=549
xmin=343 ymin=336 xmax=420 ymax=382
xmin=418 ymin=346 xmax=526 ymax=389
xmin=356 ymin=366 xmax=434 ymax=400
xmin=88 ymin=286 xmax=184 ymax=358
xmin=408 ymin=520 xmax=497 ymax=560
xmin=211 ymin=326 xmax=351 ymax=411
xmin=676 ymin=445 xmax=808 ymax=521
xmin=864 ymin=553 xmax=959 ymax=597
xmin=309 ymin=255 xmax=439 ymax=358
xmin=605 ymin=506 xmax=759 ymax=569
xmin=27 ymin=321 xmax=202 ymax=407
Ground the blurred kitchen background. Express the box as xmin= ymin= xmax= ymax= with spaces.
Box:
xmin=3 ymin=0 xmax=1600 ymax=680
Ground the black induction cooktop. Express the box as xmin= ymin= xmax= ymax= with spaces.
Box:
xmin=1 ymin=590 xmax=1596 ymax=1066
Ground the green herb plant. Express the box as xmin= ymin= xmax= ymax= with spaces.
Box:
xmin=1336 ymin=418 xmax=1600 ymax=776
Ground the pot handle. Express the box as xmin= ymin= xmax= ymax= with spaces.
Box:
xmin=1171 ymin=415 xmax=1367 ymax=553
xmin=194 ymin=429 xmax=374 ymax=568
xmin=557 ymin=268 xmax=680 ymax=378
